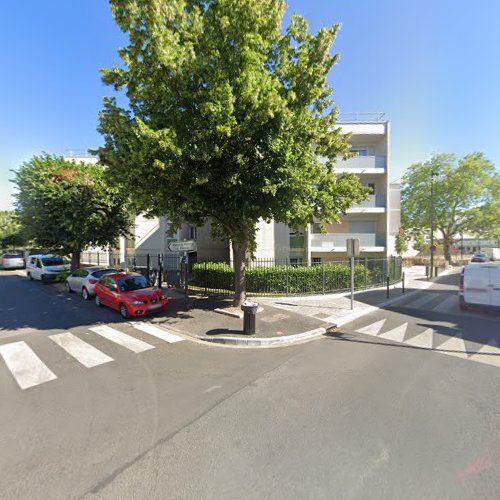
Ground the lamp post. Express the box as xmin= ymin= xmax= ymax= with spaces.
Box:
xmin=430 ymin=169 xmax=438 ymax=277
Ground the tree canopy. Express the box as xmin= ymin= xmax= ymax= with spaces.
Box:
xmin=97 ymin=0 xmax=367 ymax=304
xmin=12 ymin=154 xmax=131 ymax=268
xmin=0 ymin=211 xmax=28 ymax=250
xmin=401 ymin=153 xmax=496 ymax=260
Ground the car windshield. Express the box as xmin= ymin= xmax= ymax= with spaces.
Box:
xmin=91 ymin=269 xmax=118 ymax=278
xmin=42 ymin=256 xmax=67 ymax=266
xmin=118 ymin=276 xmax=149 ymax=292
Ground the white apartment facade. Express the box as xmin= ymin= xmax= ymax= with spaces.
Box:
xmin=250 ymin=113 xmax=400 ymax=263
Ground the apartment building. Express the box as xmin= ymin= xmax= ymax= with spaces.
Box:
xmin=71 ymin=113 xmax=400 ymax=265
xmin=251 ymin=113 xmax=400 ymax=263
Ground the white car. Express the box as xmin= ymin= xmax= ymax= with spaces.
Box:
xmin=26 ymin=254 xmax=71 ymax=282
xmin=459 ymin=264 xmax=500 ymax=310
xmin=65 ymin=267 xmax=118 ymax=300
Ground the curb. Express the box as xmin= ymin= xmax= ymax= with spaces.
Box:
xmin=194 ymin=327 xmax=328 ymax=348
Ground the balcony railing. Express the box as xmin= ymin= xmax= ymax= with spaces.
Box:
xmin=337 ymin=112 xmax=386 ymax=123
xmin=350 ymin=194 xmax=386 ymax=209
xmin=310 ymin=233 xmax=386 ymax=250
xmin=335 ymin=156 xmax=386 ymax=170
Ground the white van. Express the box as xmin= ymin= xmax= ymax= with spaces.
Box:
xmin=459 ymin=264 xmax=500 ymax=310
xmin=482 ymin=247 xmax=500 ymax=261
xmin=26 ymin=254 xmax=71 ymax=282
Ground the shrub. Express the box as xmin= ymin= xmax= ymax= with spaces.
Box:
xmin=193 ymin=262 xmax=374 ymax=294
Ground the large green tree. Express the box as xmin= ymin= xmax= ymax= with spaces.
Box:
xmin=0 ymin=211 xmax=28 ymax=250
xmin=401 ymin=153 xmax=496 ymax=261
xmin=12 ymin=154 xmax=131 ymax=269
xmin=97 ymin=0 xmax=367 ymax=305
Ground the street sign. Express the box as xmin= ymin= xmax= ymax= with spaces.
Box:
xmin=346 ymin=238 xmax=360 ymax=257
xmin=168 ymin=240 xmax=197 ymax=252
xmin=181 ymin=255 xmax=188 ymax=264
xmin=429 ymin=245 xmax=437 ymax=253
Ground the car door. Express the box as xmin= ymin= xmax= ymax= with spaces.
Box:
xmin=464 ymin=266 xmax=491 ymax=306
xmin=32 ymin=258 xmax=43 ymax=280
xmin=74 ymin=269 xmax=89 ymax=293
xmin=488 ymin=266 xmax=500 ymax=307
xmin=66 ymin=269 xmax=80 ymax=290
xmin=106 ymin=278 xmax=121 ymax=310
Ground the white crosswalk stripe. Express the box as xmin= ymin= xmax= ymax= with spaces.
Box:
xmin=405 ymin=328 xmax=433 ymax=349
xmin=0 ymin=341 xmax=57 ymax=389
xmin=429 ymin=295 xmax=458 ymax=313
xmin=378 ymin=322 xmax=408 ymax=342
xmin=89 ymin=325 xmax=155 ymax=353
xmin=356 ymin=319 xmax=386 ymax=336
xmin=50 ymin=332 xmax=114 ymax=368
xmin=130 ymin=322 xmax=184 ymax=343
xmin=404 ymin=292 xmax=440 ymax=310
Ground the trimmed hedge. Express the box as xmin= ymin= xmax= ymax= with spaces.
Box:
xmin=193 ymin=262 xmax=372 ymax=294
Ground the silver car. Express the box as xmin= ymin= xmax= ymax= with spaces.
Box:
xmin=1 ymin=253 xmax=25 ymax=270
xmin=65 ymin=267 xmax=118 ymax=300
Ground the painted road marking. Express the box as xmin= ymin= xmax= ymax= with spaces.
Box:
xmin=0 ymin=341 xmax=57 ymax=389
xmin=405 ymin=292 xmax=440 ymax=310
xmin=405 ymin=328 xmax=433 ymax=349
xmin=50 ymin=332 xmax=113 ymax=368
xmin=130 ymin=322 xmax=184 ymax=343
xmin=430 ymin=295 xmax=458 ymax=313
xmin=435 ymin=334 xmax=468 ymax=359
xmin=469 ymin=341 xmax=500 ymax=368
xmin=89 ymin=325 xmax=155 ymax=353
xmin=356 ymin=319 xmax=386 ymax=336
xmin=378 ymin=322 xmax=408 ymax=342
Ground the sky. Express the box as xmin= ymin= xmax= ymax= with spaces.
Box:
xmin=1 ymin=0 xmax=500 ymax=210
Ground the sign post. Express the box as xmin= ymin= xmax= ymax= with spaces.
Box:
xmin=346 ymin=238 xmax=360 ymax=310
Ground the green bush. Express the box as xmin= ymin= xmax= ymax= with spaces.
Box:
xmin=193 ymin=262 xmax=373 ymax=294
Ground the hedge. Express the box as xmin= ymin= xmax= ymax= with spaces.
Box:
xmin=192 ymin=262 xmax=373 ymax=294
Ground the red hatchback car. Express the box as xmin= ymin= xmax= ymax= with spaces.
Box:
xmin=94 ymin=272 xmax=169 ymax=318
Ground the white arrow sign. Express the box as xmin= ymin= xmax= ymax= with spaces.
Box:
xmin=168 ymin=240 xmax=197 ymax=252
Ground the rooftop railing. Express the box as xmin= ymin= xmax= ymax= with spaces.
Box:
xmin=337 ymin=112 xmax=386 ymax=123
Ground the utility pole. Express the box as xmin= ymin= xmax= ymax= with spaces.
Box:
xmin=429 ymin=169 xmax=438 ymax=277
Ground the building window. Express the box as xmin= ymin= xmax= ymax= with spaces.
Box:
xmin=367 ymin=183 xmax=376 ymax=194
xmin=189 ymin=225 xmax=197 ymax=240
xmin=312 ymin=257 xmax=322 ymax=265
xmin=352 ymin=149 xmax=367 ymax=156
xmin=312 ymin=223 xmax=322 ymax=234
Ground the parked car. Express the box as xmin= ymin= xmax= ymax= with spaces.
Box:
xmin=65 ymin=267 xmax=118 ymax=300
xmin=482 ymin=247 xmax=500 ymax=261
xmin=26 ymin=254 xmax=71 ymax=282
xmin=470 ymin=253 xmax=489 ymax=263
xmin=459 ymin=264 xmax=500 ymax=310
xmin=1 ymin=253 xmax=25 ymax=270
xmin=94 ymin=272 xmax=169 ymax=318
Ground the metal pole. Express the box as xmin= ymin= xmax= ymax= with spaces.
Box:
xmin=402 ymin=271 xmax=405 ymax=294
xmin=386 ymin=275 xmax=390 ymax=299
xmin=285 ymin=258 xmax=289 ymax=297
xmin=184 ymin=251 xmax=188 ymax=298
xmin=350 ymin=256 xmax=354 ymax=310
xmin=322 ymin=259 xmax=325 ymax=295
xmin=460 ymin=232 xmax=464 ymax=264
xmin=430 ymin=173 xmax=434 ymax=280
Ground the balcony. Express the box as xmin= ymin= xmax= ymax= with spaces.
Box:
xmin=334 ymin=156 xmax=386 ymax=172
xmin=347 ymin=194 xmax=386 ymax=213
xmin=310 ymin=233 xmax=386 ymax=252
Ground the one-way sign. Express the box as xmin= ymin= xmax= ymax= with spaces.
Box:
xmin=168 ymin=240 xmax=197 ymax=252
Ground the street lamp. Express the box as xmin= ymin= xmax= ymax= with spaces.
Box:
xmin=429 ymin=169 xmax=439 ymax=277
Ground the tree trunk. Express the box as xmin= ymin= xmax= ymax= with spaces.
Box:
xmin=232 ymin=239 xmax=247 ymax=307
xmin=71 ymin=251 xmax=81 ymax=271
xmin=443 ymin=237 xmax=452 ymax=263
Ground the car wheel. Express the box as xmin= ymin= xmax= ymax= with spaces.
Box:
xmin=82 ymin=287 xmax=90 ymax=301
xmin=95 ymin=295 xmax=102 ymax=307
xmin=119 ymin=303 xmax=130 ymax=319
xmin=65 ymin=282 xmax=73 ymax=293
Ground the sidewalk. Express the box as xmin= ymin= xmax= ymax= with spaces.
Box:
xmin=154 ymin=266 xmax=458 ymax=347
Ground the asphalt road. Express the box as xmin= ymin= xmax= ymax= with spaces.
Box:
xmin=1 ymin=269 xmax=499 ymax=499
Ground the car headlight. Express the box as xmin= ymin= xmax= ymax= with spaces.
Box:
xmin=132 ymin=300 xmax=147 ymax=305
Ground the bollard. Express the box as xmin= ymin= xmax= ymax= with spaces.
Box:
xmin=241 ymin=301 xmax=258 ymax=335
xmin=386 ymin=276 xmax=390 ymax=299
xmin=434 ymin=266 xmax=439 ymax=277
xmin=402 ymin=271 xmax=405 ymax=294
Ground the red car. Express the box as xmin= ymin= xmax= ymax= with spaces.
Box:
xmin=94 ymin=272 xmax=169 ymax=318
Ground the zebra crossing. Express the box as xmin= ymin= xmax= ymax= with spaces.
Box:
xmin=354 ymin=317 xmax=500 ymax=368
xmin=387 ymin=292 xmax=460 ymax=314
xmin=0 ymin=322 xmax=185 ymax=390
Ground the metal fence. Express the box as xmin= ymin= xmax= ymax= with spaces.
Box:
xmin=192 ymin=257 xmax=403 ymax=296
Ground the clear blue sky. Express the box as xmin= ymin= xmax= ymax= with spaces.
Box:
xmin=1 ymin=0 xmax=500 ymax=209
